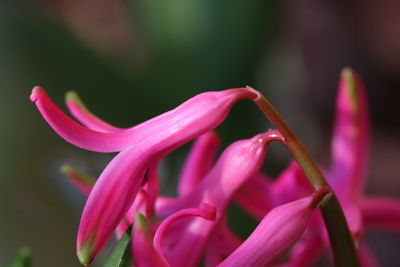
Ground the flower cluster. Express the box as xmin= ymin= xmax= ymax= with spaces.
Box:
xmin=31 ymin=69 xmax=400 ymax=266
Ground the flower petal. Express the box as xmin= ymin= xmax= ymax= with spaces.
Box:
xmin=65 ymin=91 xmax=124 ymax=133
xmin=32 ymin=87 xmax=257 ymax=153
xmin=76 ymin=144 xmax=154 ymax=264
xmin=218 ymin=188 xmax=329 ymax=267
xmin=133 ymin=213 xmax=169 ymax=267
xmin=153 ymin=203 xmax=217 ymax=267
xmin=178 ymin=131 xmax=220 ymax=196
xmin=330 ymin=68 xmax=370 ymax=198
xmin=143 ymin=162 xmax=160 ymax=218
xmin=30 ymin=86 xmax=132 ymax=152
xmin=361 ymin=196 xmax=400 ymax=231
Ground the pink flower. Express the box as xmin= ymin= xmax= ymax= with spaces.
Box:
xmin=218 ymin=188 xmax=328 ymax=267
xmin=31 ymin=86 xmax=257 ymax=264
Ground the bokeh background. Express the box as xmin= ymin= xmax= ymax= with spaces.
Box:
xmin=1 ymin=0 xmax=399 ymax=266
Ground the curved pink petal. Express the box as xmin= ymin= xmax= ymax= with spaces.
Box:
xmin=330 ymin=69 xmax=370 ymax=199
xmin=143 ymin=162 xmax=160 ymax=218
xmin=76 ymin=144 xmax=154 ymax=264
xmin=218 ymin=188 xmax=329 ymax=267
xmin=361 ymin=197 xmax=400 ymax=231
xmin=153 ymin=203 xmax=217 ymax=267
xmin=65 ymin=91 xmax=125 ymax=133
xmin=32 ymin=86 xmax=257 ymax=153
xmin=30 ymin=86 xmax=134 ymax=152
xmin=60 ymin=164 xmax=95 ymax=196
xmin=178 ymin=131 xmax=220 ymax=196
xmin=133 ymin=213 xmax=169 ymax=267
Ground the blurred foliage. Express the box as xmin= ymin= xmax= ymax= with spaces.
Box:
xmin=9 ymin=248 xmax=31 ymax=267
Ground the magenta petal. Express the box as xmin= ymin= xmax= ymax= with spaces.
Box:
xmin=76 ymin=144 xmax=154 ymax=264
xmin=153 ymin=203 xmax=217 ymax=267
xmin=133 ymin=213 xmax=169 ymax=267
xmin=32 ymin=87 xmax=257 ymax=153
xmin=65 ymin=91 xmax=124 ymax=133
xmin=218 ymin=188 xmax=329 ymax=267
xmin=178 ymin=131 xmax=220 ymax=196
xmin=361 ymin=197 xmax=400 ymax=231
xmin=144 ymin=162 xmax=160 ymax=218
xmin=30 ymin=86 xmax=133 ymax=152
xmin=330 ymin=69 xmax=370 ymax=198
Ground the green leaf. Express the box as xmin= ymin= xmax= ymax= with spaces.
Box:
xmin=103 ymin=227 xmax=133 ymax=267
xmin=10 ymin=247 xmax=31 ymax=267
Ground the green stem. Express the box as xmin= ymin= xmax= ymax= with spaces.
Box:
xmin=249 ymin=87 xmax=359 ymax=267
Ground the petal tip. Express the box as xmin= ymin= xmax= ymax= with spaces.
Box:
xmin=65 ymin=91 xmax=84 ymax=107
xmin=77 ymin=242 xmax=94 ymax=266
xmin=341 ymin=67 xmax=354 ymax=77
xmin=60 ymin=164 xmax=72 ymax=174
xmin=340 ymin=67 xmax=357 ymax=99
xmin=30 ymin=86 xmax=44 ymax=102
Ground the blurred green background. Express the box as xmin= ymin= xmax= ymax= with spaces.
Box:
xmin=1 ymin=0 xmax=399 ymax=266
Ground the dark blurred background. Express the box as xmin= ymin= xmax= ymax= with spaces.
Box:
xmin=1 ymin=0 xmax=399 ymax=266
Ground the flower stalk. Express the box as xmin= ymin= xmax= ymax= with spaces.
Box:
xmin=248 ymin=76 xmax=360 ymax=267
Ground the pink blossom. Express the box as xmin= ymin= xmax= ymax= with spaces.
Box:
xmin=31 ymin=86 xmax=257 ymax=264
xmin=218 ymin=188 xmax=328 ymax=267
